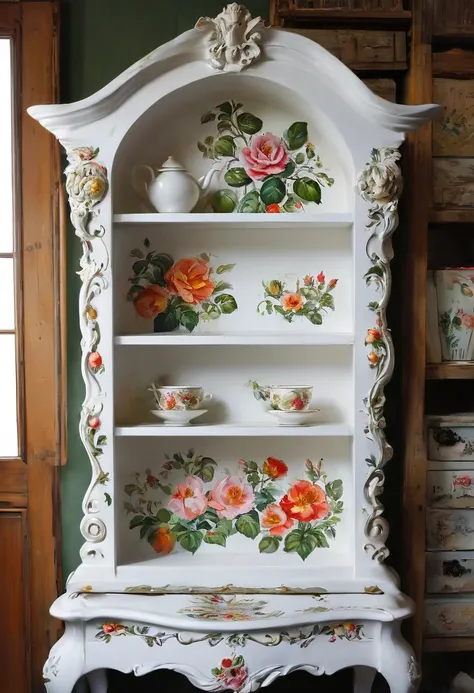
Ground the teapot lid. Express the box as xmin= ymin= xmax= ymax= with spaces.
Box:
xmin=158 ymin=156 xmax=187 ymax=172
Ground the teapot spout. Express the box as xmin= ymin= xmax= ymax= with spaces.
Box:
xmin=197 ymin=167 xmax=218 ymax=196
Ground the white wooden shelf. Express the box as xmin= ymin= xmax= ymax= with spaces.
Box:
xmin=113 ymin=212 xmax=353 ymax=228
xmin=115 ymin=423 xmax=352 ymax=437
xmin=115 ymin=332 xmax=354 ymax=346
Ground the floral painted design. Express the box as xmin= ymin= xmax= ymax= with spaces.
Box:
xmin=365 ymin=323 xmax=386 ymax=369
xmin=179 ymin=594 xmax=284 ymax=621
xmin=431 ymin=427 xmax=474 ymax=458
xmin=95 ymin=620 xmax=370 ymax=649
xmin=124 ymin=451 xmax=343 ymax=561
xmin=212 ymin=655 xmax=248 ymax=691
xmin=258 ymin=273 xmax=338 ymax=325
xmin=198 ymin=100 xmax=335 ymax=213
xmin=269 ymin=389 xmax=311 ymax=411
xmin=127 ymin=239 xmax=237 ymax=332
xmin=439 ymin=307 xmax=474 ymax=354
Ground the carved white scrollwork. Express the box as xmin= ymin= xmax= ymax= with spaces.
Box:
xmin=196 ymin=3 xmax=268 ymax=73
xmin=357 ymin=148 xmax=402 ymax=562
xmin=65 ymin=146 xmax=110 ymax=552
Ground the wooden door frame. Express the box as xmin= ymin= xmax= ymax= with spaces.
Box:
xmin=0 ymin=2 xmax=63 ymax=690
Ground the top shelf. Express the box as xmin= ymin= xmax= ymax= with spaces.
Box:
xmin=113 ymin=213 xmax=353 ymax=228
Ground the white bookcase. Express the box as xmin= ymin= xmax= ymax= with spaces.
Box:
xmin=30 ymin=5 xmax=439 ymax=692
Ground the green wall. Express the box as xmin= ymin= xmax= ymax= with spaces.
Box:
xmin=60 ymin=0 xmax=269 ymax=582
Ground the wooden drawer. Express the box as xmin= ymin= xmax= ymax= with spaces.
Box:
xmin=425 ymin=598 xmax=474 ymax=636
xmin=427 ymin=416 xmax=474 ymax=462
xmin=433 ymin=1 xmax=474 ymax=38
xmin=427 ymin=509 xmax=474 ymax=550
xmin=433 ymin=158 xmax=474 ymax=208
xmin=287 ymin=1 xmax=404 ymax=9
xmin=433 ymin=79 xmax=474 ymax=157
xmin=426 ymin=552 xmax=474 ymax=593
xmin=428 ymin=471 xmax=474 ymax=509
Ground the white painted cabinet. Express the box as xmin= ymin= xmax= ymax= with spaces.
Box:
xmin=31 ymin=5 xmax=439 ymax=692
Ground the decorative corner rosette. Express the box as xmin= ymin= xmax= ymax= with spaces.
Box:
xmin=195 ymin=3 xmax=268 ymax=73
xmin=65 ymin=146 xmax=110 ymax=545
xmin=357 ymin=147 xmax=402 ymax=562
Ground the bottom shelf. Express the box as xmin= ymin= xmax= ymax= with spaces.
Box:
xmin=115 ymin=423 xmax=353 ymax=437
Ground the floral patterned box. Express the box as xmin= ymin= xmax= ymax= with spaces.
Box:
xmin=426 ymin=552 xmax=474 ymax=593
xmin=426 ymin=509 xmax=474 ymax=550
xmin=425 ymin=598 xmax=474 ymax=636
xmin=427 ymin=470 xmax=474 ymax=508
xmin=427 ymin=414 xmax=474 ymax=462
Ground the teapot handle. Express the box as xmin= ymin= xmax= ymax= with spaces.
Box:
xmin=132 ymin=165 xmax=156 ymax=211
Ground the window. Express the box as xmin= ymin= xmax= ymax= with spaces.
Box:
xmin=0 ymin=38 xmax=18 ymax=457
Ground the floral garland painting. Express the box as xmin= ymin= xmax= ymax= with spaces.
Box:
xmin=127 ymin=239 xmax=237 ymax=332
xmin=258 ymin=272 xmax=338 ymax=325
xmin=178 ymin=594 xmax=284 ymax=621
xmin=198 ymin=100 xmax=335 ymax=213
xmin=124 ymin=451 xmax=343 ymax=561
xmin=212 ymin=655 xmax=248 ymax=691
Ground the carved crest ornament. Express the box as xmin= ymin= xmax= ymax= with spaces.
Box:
xmin=196 ymin=3 xmax=268 ymax=72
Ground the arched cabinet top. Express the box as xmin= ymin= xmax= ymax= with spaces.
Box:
xmin=28 ymin=6 xmax=440 ymax=145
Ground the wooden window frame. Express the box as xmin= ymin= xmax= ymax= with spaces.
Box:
xmin=0 ymin=2 xmax=63 ymax=690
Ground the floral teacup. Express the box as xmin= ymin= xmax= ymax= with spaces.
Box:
xmin=269 ymin=386 xmax=313 ymax=412
xmin=150 ymin=385 xmax=212 ymax=411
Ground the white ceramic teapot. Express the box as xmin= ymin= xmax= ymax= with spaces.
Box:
xmin=132 ymin=156 xmax=217 ymax=213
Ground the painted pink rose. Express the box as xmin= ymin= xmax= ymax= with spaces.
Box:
xmin=240 ymin=133 xmax=289 ymax=181
xmin=208 ymin=476 xmax=255 ymax=519
xmin=222 ymin=667 xmax=248 ymax=691
xmin=261 ymin=503 xmax=294 ymax=536
xmin=462 ymin=313 xmax=474 ymax=329
xmin=168 ymin=475 xmax=208 ymax=520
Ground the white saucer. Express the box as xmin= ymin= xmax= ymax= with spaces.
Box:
xmin=150 ymin=409 xmax=208 ymax=426
xmin=267 ymin=409 xmax=321 ymax=426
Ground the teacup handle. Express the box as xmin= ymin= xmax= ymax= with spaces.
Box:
xmin=202 ymin=392 xmax=213 ymax=402
xmin=132 ymin=165 xmax=156 ymax=211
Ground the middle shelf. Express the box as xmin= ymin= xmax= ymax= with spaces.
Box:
xmin=115 ymin=423 xmax=353 ymax=437
xmin=115 ymin=332 xmax=354 ymax=346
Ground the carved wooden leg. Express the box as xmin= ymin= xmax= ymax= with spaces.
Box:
xmin=378 ymin=623 xmax=421 ymax=693
xmin=86 ymin=669 xmax=108 ymax=693
xmin=353 ymin=666 xmax=376 ymax=693
xmin=43 ymin=624 xmax=85 ymax=693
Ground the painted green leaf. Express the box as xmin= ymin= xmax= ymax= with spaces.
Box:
xmin=216 ymin=518 xmax=233 ymax=536
xmin=132 ymin=259 xmax=149 ymax=275
xmin=129 ymin=515 xmax=145 ymax=529
xmin=235 ymin=512 xmax=260 ymax=539
xmin=213 ymin=280 xmax=233 ymax=294
xmin=124 ymin=484 xmax=138 ymax=496
xmin=216 ymin=263 xmax=236 ymax=275
xmin=130 ymin=248 xmax=144 ymax=259
xmin=308 ymin=528 xmax=330 ymax=548
xmin=197 ymin=141 xmax=207 ymax=156
xmin=224 ymin=167 xmax=252 ymax=187
xmin=178 ymin=530 xmax=203 ymax=554
xmin=217 ymin=121 xmax=232 ymax=133
xmin=211 ymin=189 xmax=237 ymax=213
xmin=217 ymin=101 xmax=232 ymax=115
xmin=293 ymin=177 xmax=322 ymax=204
xmin=237 ymin=112 xmax=263 ymax=135
xmin=365 ymin=265 xmax=384 ymax=278
xmin=204 ymin=135 xmax=214 ymax=147
xmin=316 ymin=172 xmax=335 ymax=187
xmin=201 ymin=111 xmax=216 ymax=124
xmin=204 ymin=531 xmax=227 ymax=547
xmin=214 ymin=293 xmax=237 ymax=314
xmin=306 ymin=146 xmax=315 ymax=160
xmin=260 ymin=177 xmax=286 ymax=206
xmin=306 ymin=310 xmax=323 ymax=325
xmin=156 ymin=508 xmax=171 ymax=523
xmin=255 ymin=489 xmax=277 ymax=511
xmin=97 ymin=435 xmax=107 ymax=446
xmin=295 ymin=152 xmax=305 ymax=165
xmin=104 ymin=493 xmax=112 ymax=507
xmin=279 ymin=160 xmax=296 ymax=178
xmin=259 ymin=536 xmax=281 ymax=554
xmin=238 ymin=190 xmax=265 ymax=214
xmin=199 ymin=464 xmax=216 ymax=483
xmin=179 ymin=310 xmax=199 ymax=333
xmin=283 ymin=194 xmax=302 ymax=213
xmin=284 ymin=529 xmax=318 ymax=560
xmin=214 ymin=135 xmax=235 ymax=157
xmin=286 ymin=122 xmax=308 ymax=150
xmin=326 ymin=479 xmax=343 ymax=501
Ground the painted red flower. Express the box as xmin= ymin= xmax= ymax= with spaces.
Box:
xmin=88 ymin=352 xmax=103 ymax=370
xmin=328 ymin=278 xmax=338 ymax=289
xmin=317 ymin=271 xmax=325 ymax=283
xmin=263 ymin=457 xmax=288 ymax=479
xmin=280 ymin=480 xmax=329 ymax=522
xmin=266 ymin=204 xmax=282 ymax=213
xmin=88 ymin=416 xmax=100 ymax=429
xmin=221 ymin=658 xmax=233 ymax=669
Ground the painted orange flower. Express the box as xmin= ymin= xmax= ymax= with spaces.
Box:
xmin=304 ymin=275 xmax=314 ymax=286
xmin=165 ymin=257 xmax=215 ymax=305
xmin=266 ymin=204 xmax=282 ymax=213
xmin=281 ymin=292 xmax=304 ymax=312
xmin=88 ymin=352 xmax=103 ymax=370
xmin=280 ymin=480 xmax=329 ymax=522
xmin=261 ymin=503 xmax=294 ymax=536
xmin=328 ymin=278 xmax=338 ymax=289
xmin=365 ymin=328 xmax=382 ymax=344
xmin=367 ymin=352 xmax=380 ymax=365
xmin=263 ymin=457 xmax=288 ymax=479
xmin=134 ymin=284 xmax=168 ymax=319
xmin=102 ymin=623 xmax=125 ymax=634
xmin=149 ymin=526 xmax=176 ymax=554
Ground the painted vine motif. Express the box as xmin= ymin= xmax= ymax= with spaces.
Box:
xmin=124 ymin=451 xmax=343 ymax=561
xmin=178 ymin=595 xmax=284 ymax=621
xmin=127 ymin=239 xmax=237 ymax=332
xmin=95 ymin=621 xmax=369 ymax=649
xmin=258 ymin=272 xmax=338 ymax=325
xmin=198 ymin=100 xmax=335 ymax=213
